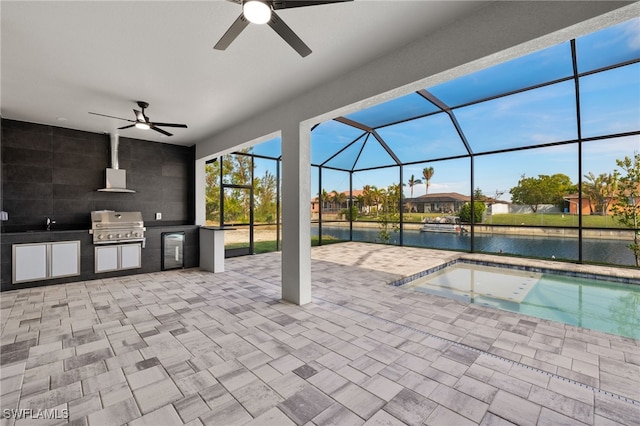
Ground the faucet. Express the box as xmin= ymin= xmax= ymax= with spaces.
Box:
xmin=46 ymin=217 xmax=56 ymax=231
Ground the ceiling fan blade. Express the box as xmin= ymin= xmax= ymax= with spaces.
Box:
xmin=214 ymin=14 xmax=250 ymax=50
xmin=272 ymin=0 xmax=353 ymax=10
xmin=89 ymin=112 xmax=134 ymax=122
xmin=151 ymin=125 xmax=173 ymax=137
xmin=268 ymin=11 xmax=311 ymax=57
xmin=152 ymin=122 xmax=188 ymax=128
xmin=118 ymin=124 xmax=136 ymax=130
xmin=134 ymin=109 xmax=146 ymax=122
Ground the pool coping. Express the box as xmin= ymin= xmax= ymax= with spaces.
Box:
xmin=390 ymin=257 xmax=640 ymax=287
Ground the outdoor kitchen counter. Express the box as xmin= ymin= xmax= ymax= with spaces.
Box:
xmin=199 ymin=226 xmax=233 ymax=273
xmin=0 ymin=225 xmax=200 ymax=291
xmin=1 ymin=229 xmax=92 ymax=243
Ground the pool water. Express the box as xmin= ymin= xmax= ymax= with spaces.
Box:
xmin=403 ymin=263 xmax=640 ymax=339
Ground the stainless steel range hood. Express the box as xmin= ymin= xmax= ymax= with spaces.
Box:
xmin=98 ymin=133 xmax=135 ymax=193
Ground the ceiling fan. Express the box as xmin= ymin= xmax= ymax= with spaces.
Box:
xmin=89 ymin=101 xmax=187 ymax=137
xmin=214 ymin=0 xmax=353 ymax=57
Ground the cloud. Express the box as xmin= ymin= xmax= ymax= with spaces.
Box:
xmin=623 ymin=18 xmax=640 ymax=50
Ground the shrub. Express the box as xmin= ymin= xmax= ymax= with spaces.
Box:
xmin=459 ymin=201 xmax=486 ymax=224
xmin=341 ymin=206 xmax=358 ymax=221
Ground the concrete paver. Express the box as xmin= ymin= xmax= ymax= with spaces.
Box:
xmin=0 ymin=242 xmax=638 ymax=425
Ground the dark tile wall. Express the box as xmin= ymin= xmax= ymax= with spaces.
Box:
xmin=1 ymin=119 xmax=199 ymax=291
xmin=1 ymin=119 xmax=195 ymax=232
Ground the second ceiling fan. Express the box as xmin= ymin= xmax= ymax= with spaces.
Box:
xmin=89 ymin=101 xmax=187 ymax=137
xmin=214 ymin=0 xmax=353 ymax=57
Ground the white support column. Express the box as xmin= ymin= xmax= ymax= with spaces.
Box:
xmin=280 ymin=122 xmax=312 ymax=305
xmin=195 ymin=158 xmax=207 ymax=226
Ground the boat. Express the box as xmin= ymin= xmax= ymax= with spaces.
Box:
xmin=420 ymin=216 xmax=467 ymax=233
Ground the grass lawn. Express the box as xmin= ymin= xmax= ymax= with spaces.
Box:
xmin=487 ymin=213 xmax=625 ymax=228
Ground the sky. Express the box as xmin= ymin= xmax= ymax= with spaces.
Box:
xmin=247 ymin=17 xmax=640 ymax=202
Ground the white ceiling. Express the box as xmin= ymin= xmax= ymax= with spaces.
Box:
xmin=1 ymin=0 xmax=490 ymax=147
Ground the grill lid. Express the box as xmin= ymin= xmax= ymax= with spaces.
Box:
xmin=91 ymin=210 xmax=143 ymax=228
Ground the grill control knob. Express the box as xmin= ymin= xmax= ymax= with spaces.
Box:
xmin=134 ymin=232 xmax=140 ymax=237
xmin=117 ymin=234 xmax=122 ymax=239
xmin=126 ymin=233 xmax=131 ymax=238
xmin=97 ymin=234 xmax=104 ymax=240
xmin=108 ymin=234 xmax=113 ymax=239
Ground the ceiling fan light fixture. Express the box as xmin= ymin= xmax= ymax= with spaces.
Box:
xmin=135 ymin=122 xmax=150 ymax=130
xmin=243 ymin=0 xmax=271 ymax=24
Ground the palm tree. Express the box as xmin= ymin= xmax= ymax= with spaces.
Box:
xmin=318 ymin=189 xmax=329 ymax=211
xmin=386 ymin=184 xmax=401 ymax=214
xmin=330 ymin=190 xmax=339 ymax=211
xmin=408 ymin=174 xmax=422 ymax=198
xmin=583 ymin=172 xmax=617 ymax=215
xmin=355 ymin=194 xmax=365 ymax=214
xmin=332 ymin=190 xmax=347 ymax=210
xmin=372 ymin=187 xmax=385 ymax=216
xmin=422 ymin=167 xmax=435 ymax=194
xmin=362 ymin=185 xmax=376 ymax=214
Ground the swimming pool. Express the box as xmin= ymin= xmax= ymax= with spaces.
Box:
xmin=401 ymin=262 xmax=640 ymax=339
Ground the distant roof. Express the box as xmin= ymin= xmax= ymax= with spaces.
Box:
xmin=311 ymin=189 xmax=364 ymax=202
xmin=407 ymin=192 xmax=470 ymax=202
xmin=313 ymin=190 xmax=509 ymax=203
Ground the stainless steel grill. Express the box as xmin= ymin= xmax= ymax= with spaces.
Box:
xmin=89 ymin=211 xmax=145 ymax=244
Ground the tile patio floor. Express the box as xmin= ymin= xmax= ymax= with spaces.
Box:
xmin=1 ymin=242 xmax=639 ymax=425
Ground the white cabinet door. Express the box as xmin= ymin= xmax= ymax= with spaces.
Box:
xmin=120 ymin=244 xmax=141 ymax=270
xmin=95 ymin=246 xmax=119 ymax=273
xmin=95 ymin=244 xmax=141 ymax=273
xmin=13 ymin=244 xmax=47 ymax=283
xmin=50 ymin=241 xmax=80 ymax=278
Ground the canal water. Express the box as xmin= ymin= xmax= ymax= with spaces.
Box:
xmin=312 ymin=225 xmax=638 ymax=267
